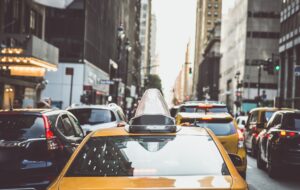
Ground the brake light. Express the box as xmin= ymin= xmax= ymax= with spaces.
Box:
xmin=42 ymin=115 xmax=58 ymax=150
xmin=198 ymin=104 xmax=213 ymax=108
xmin=201 ymin=116 xmax=213 ymax=121
xmin=280 ymin=130 xmax=286 ymax=137
xmin=279 ymin=130 xmax=298 ymax=138
xmin=42 ymin=115 xmax=54 ymax=139
xmin=238 ymin=129 xmax=244 ymax=148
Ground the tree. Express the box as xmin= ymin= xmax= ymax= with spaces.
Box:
xmin=145 ymin=74 xmax=163 ymax=94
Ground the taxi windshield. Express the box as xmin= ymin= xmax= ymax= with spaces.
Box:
xmin=66 ymin=135 xmax=229 ymax=177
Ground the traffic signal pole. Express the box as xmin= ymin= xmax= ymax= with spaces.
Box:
xmin=257 ymin=65 xmax=262 ymax=99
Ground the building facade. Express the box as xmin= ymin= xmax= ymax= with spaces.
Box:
xmin=42 ymin=0 xmax=141 ymax=109
xmin=139 ymin=0 xmax=152 ymax=89
xmin=219 ymin=0 xmax=281 ymax=113
xmin=192 ymin=0 xmax=222 ymax=99
xmin=279 ymin=0 xmax=300 ymax=109
xmin=197 ymin=21 xmax=221 ymax=101
xmin=0 ymin=0 xmax=59 ymax=109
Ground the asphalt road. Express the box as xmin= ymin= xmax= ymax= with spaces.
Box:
xmin=247 ymin=156 xmax=300 ymax=190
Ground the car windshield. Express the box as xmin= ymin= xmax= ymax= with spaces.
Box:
xmin=66 ymin=135 xmax=229 ymax=177
xmin=282 ymin=113 xmax=300 ymax=131
xmin=195 ymin=120 xmax=236 ymax=136
xmin=69 ymin=109 xmax=116 ymax=125
xmin=261 ymin=111 xmax=276 ymax=123
xmin=180 ymin=106 xmax=228 ymax=113
xmin=0 ymin=115 xmax=44 ymax=141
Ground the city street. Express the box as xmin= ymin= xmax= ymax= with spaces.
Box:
xmin=247 ymin=156 xmax=300 ymax=190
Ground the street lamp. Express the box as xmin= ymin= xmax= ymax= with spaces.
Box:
xmin=123 ymin=39 xmax=132 ymax=111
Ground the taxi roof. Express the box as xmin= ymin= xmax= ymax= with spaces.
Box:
xmin=92 ymin=126 xmax=210 ymax=137
xmin=177 ymin=112 xmax=232 ymax=119
xmin=249 ymin=107 xmax=292 ymax=112
xmin=182 ymin=101 xmax=226 ymax=107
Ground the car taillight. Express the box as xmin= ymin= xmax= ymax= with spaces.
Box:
xmin=238 ymin=129 xmax=244 ymax=148
xmin=279 ymin=130 xmax=298 ymax=138
xmin=42 ymin=115 xmax=58 ymax=150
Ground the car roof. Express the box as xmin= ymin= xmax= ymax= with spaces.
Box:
xmin=91 ymin=126 xmax=210 ymax=137
xmin=274 ymin=110 xmax=300 ymax=115
xmin=67 ymin=104 xmax=114 ymax=111
xmin=181 ymin=101 xmax=227 ymax=107
xmin=249 ymin=107 xmax=292 ymax=112
xmin=177 ymin=112 xmax=232 ymax=119
xmin=0 ymin=109 xmax=58 ymax=115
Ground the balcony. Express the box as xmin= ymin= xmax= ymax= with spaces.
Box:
xmin=0 ymin=34 xmax=58 ymax=77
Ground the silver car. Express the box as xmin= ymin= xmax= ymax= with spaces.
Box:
xmin=67 ymin=104 xmax=127 ymax=135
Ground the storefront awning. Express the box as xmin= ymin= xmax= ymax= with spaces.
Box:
xmin=0 ymin=34 xmax=58 ymax=77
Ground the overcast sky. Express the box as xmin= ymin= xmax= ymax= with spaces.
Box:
xmin=153 ymin=1 xmax=235 ymax=104
xmin=153 ymin=0 xmax=196 ymax=104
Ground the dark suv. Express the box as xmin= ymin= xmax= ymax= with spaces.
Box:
xmin=0 ymin=109 xmax=84 ymax=189
xmin=244 ymin=107 xmax=280 ymax=156
xmin=256 ymin=110 xmax=300 ymax=178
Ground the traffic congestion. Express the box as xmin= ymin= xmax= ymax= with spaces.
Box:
xmin=0 ymin=88 xmax=299 ymax=189
xmin=1 ymin=0 xmax=300 ymax=189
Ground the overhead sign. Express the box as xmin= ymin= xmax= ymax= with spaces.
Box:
xmin=100 ymin=80 xmax=114 ymax=85
xmin=295 ymin=66 xmax=300 ymax=76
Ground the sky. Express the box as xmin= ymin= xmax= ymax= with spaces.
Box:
xmin=153 ymin=0 xmax=197 ymax=104
xmin=152 ymin=0 xmax=235 ymax=104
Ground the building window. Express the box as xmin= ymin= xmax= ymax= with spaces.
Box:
xmin=214 ymin=12 xmax=218 ymax=17
xmin=30 ymin=10 xmax=36 ymax=30
xmin=208 ymin=3 xmax=212 ymax=8
xmin=214 ymin=3 xmax=218 ymax=9
xmin=208 ymin=11 xmax=211 ymax=16
xmin=207 ymin=20 xmax=212 ymax=25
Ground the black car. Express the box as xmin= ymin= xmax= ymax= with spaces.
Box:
xmin=256 ymin=110 xmax=300 ymax=178
xmin=0 ymin=109 xmax=84 ymax=189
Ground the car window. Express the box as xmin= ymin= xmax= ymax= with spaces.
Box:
xmin=282 ymin=113 xmax=300 ymax=131
xmin=66 ymin=135 xmax=229 ymax=177
xmin=261 ymin=111 xmax=276 ymax=123
xmin=61 ymin=115 xmax=76 ymax=137
xmin=0 ymin=115 xmax=44 ymax=141
xmin=116 ymin=110 xmax=126 ymax=122
xmin=69 ymin=109 xmax=116 ymax=125
xmin=68 ymin=115 xmax=84 ymax=137
xmin=250 ymin=111 xmax=258 ymax=123
xmin=179 ymin=106 xmax=228 ymax=113
xmin=195 ymin=120 xmax=236 ymax=136
xmin=272 ymin=114 xmax=282 ymax=128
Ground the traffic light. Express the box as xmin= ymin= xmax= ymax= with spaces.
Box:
xmin=263 ymin=61 xmax=273 ymax=74
xmin=275 ymin=65 xmax=280 ymax=71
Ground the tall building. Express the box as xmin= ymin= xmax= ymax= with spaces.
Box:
xmin=139 ymin=0 xmax=152 ymax=90
xmin=197 ymin=21 xmax=221 ymax=101
xmin=279 ymin=0 xmax=300 ymax=109
xmin=0 ymin=0 xmax=59 ymax=109
xmin=42 ymin=0 xmax=141 ymax=108
xmin=192 ymin=0 xmax=222 ymax=99
xmin=150 ymin=13 xmax=159 ymax=75
xmin=219 ymin=0 xmax=281 ymax=113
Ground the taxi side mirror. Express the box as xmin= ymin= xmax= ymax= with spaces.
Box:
xmin=228 ymin=153 xmax=243 ymax=167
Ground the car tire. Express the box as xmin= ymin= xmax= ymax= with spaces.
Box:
xmin=267 ymin=153 xmax=280 ymax=178
xmin=256 ymin=146 xmax=266 ymax=170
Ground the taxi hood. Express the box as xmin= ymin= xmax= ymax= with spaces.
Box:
xmin=129 ymin=89 xmax=175 ymax=126
xmin=57 ymin=176 xmax=235 ymax=190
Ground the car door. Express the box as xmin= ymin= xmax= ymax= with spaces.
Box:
xmin=245 ymin=111 xmax=258 ymax=148
xmin=263 ymin=114 xmax=282 ymax=160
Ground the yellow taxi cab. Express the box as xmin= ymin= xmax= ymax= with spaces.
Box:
xmin=176 ymin=112 xmax=247 ymax=178
xmin=48 ymin=89 xmax=248 ymax=190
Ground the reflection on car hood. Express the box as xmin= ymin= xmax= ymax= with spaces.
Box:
xmin=58 ymin=176 xmax=235 ymax=189
xmin=81 ymin=122 xmax=116 ymax=131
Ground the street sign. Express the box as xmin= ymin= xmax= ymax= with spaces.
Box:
xmin=295 ymin=66 xmax=300 ymax=76
xmin=65 ymin=67 xmax=74 ymax=75
xmin=113 ymin=78 xmax=122 ymax=82
xmin=100 ymin=80 xmax=114 ymax=85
